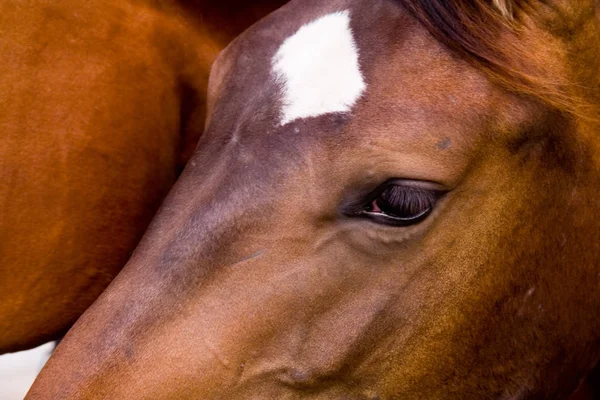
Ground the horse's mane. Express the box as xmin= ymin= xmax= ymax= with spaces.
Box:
xmin=396 ymin=0 xmax=588 ymax=117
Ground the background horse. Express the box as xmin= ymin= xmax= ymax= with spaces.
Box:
xmin=28 ymin=0 xmax=600 ymax=398
xmin=0 ymin=0 xmax=285 ymax=353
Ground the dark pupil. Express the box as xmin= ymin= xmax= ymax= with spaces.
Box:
xmin=375 ymin=186 xmax=436 ymax=219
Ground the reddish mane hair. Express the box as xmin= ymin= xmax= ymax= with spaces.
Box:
xmin=396 ymin=0 xmax=590 ymax=117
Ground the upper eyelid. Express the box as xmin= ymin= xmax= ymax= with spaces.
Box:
xmin=379 ymin=179 xmax=448 ymax=191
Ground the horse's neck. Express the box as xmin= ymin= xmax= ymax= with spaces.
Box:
xmin=174 ymin=0 xmax=285 ymax=43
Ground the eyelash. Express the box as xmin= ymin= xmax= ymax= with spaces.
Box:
xmin=345 ymin=182 xmax=443 ymax=227
xmin=368 ymin=186 xmax=437 ymax=216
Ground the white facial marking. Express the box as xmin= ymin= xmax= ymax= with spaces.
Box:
xmin=272 ymin=10 xmax=366 ymax=126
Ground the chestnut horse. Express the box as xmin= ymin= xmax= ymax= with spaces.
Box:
xmin=0 ymin=0 xmax=285 ymax=353
xmin=29 ymin=0 xmax=600 ymax=398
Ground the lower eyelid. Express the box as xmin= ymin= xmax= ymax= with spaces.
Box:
xmin=360 ymin=207 xmax=433 ymax=226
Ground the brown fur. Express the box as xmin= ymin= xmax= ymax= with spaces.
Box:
xmin=0 ymin=0 xmax=286 ymax=353
xmin=397 ymin=0 xmax=600 ymax=118
xmin=27 ymin=0 xmax=600 ymax=398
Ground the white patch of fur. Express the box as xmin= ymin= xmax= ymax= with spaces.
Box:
xmin=272 ymin=10 xmax=366 ymax=126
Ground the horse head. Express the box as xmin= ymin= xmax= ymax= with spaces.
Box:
xmin=28 ymin=0 xmax=600 ymax=398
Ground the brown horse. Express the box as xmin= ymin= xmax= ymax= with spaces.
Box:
xmin=0 ymin=0 xmax=285 ymax=353
xmin=28 ymin=0 xmax=600 ymax=398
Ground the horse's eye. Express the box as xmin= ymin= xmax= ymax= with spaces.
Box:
xmin=362 ymin=185 xmax=439 ymax=226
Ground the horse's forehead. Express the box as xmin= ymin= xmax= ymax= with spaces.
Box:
xmin=212 ymin=0 xmax=492 ymax=151
xmin=211 ymin=1 xmax=393 ymax=136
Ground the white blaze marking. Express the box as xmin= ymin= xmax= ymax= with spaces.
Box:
xmin=272 ymin=10 xmax=366 ymax=126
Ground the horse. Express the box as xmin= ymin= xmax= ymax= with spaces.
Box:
xmin=0 ymin=0 xmax=286 ymax=354
xmin=27 ymin=0 xmax=600 ymax=398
